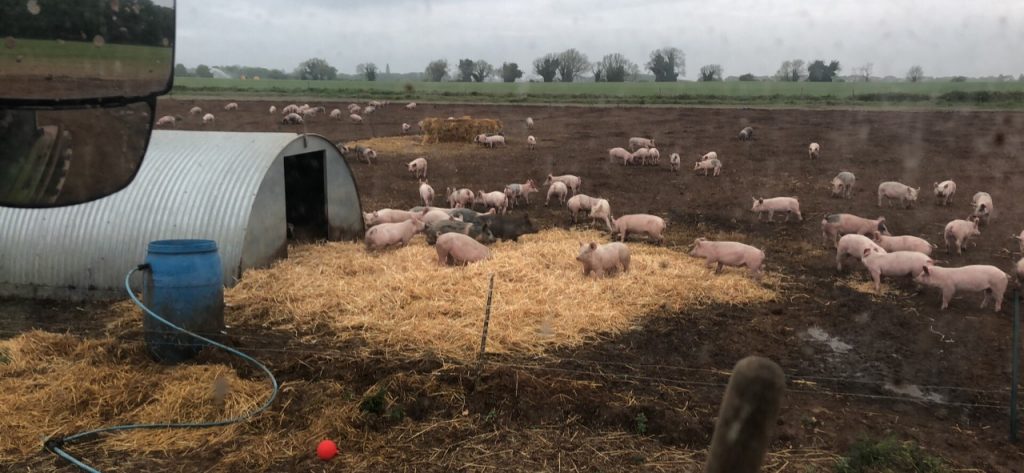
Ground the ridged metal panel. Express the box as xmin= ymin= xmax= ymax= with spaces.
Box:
xmin=0 ymin=131 xmax=351 ymax=300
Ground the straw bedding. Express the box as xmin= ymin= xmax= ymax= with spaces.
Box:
xmin=228 ymin=229 xmax=777 ymax=359
xmin=418 ymin=116 xmax=502 ymax=143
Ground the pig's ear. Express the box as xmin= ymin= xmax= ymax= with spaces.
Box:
xmin=878 ymin=217 xmax=886 ymax=222
xmin=751 ymin=197 xmax=757 ymax=202
xmin=863 ymin=248 xmax=872 ymax=258
xmin=758 ymin=198 xmax=764 ymax=204
xmin=921 ymin=266 xmax=930 ymax=275
xmin=589 ymin=242 xmax=597 ymax=250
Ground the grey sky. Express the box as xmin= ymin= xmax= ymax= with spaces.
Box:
xmin=175 ymin=0 xmax=1024 ymax=78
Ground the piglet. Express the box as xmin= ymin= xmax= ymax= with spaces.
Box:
xmin=860 ymin=247 xmax=933 ymax=293
xmin=830 ymin=172 xmax=855 ymax=199
xmin=689 ymin=238 xmax=765 ymax=281
xmin=933 ymin=180 xmax=956 ymax=206
xmin=364 ymin=214 xmax=425 ymax=250
xmin=971 ymin=192 xmax=993 ymax=225
xmin=750 ymin=197 xmax=802 ymax=222
xmin=364 ymin=209 xmax=414 ymax=226
xmin=435 ymin=232 xmax=491 ymax=266
xmin=669 ymin=153 xmax=681 ymax=172
xmin=877 ymin=181 xmax=920 ymax=208
xmin=821 ymin=214 xmax=889 ymax=247
xmin=407 ymin=157 xmax=428 ymax=179
xmin=545 ymin=181 xmax=568 ymax=207
xmin=872 ymin=232 xmax=935 ymax=256
xmin=419 ymin=181 xmax=435 ymax=207
xmin=576 ymin=241 xmax=630 ymax=277
xmin=943 ymin=217 xmax=981 ymax=255
xmin=914 ymin=264 xmax=1009 ymax=312
xmin=835 ymin=234 xmax=886 ymax=271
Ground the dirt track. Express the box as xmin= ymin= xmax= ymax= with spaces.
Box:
xmin=8 ymin=99 xmax=1023 ymax=470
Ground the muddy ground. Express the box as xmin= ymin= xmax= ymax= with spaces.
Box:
xmin=5 ymin=99 xmax=1024 ymax=471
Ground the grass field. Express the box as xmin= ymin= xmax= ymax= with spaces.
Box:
xmin=0 ymin=38 xmax=171 ymax=80
xmin=171 ymin=76 xmax=1024 ymax=108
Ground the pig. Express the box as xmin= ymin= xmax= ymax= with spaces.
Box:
xmin=420 ymin=209 xmax=454 ymax=225
xmin=504 ymin=179 xmax=539 ymax=207
xmin=202 ymin=113 xmax=215 ymax=125
xmin=1014 ymin=230 xmax=1024 ymax=254
xmin=628 ymin=137 xmax=655 ymax=150
xmin=363 ymin=209 xmax=414 ymax=226
xmin=281 ymin=113 xmax=304 ymax=125
xmin=611 ymin=214 xmax=666 ymax=244
xmin=861 ymin=247 xmax=934 ymax=293
xmin=348 ymin=103 xmax=361 ymax=114
xmin=750 ymin=197 xmax=802 ymax=222
xmin=269 ymin=105 xmax=277 ymax=114
xmin=933 ymin=180 xmax=956 ymax=206
xmin=543 ymin=174 xmax=581 ymax=195
xmin=189 ymin=106 xmax=202 ymax=115
xmin=353 ymin=146 xmax=376 ymax=164
xmin=424 ymin=219 xmax=495 ymax=245
xmin=364 ymin=215 xmax=426 ymax=250
xmin=407 ymin=157 xmax=428 ymax=179
xmin=576 ymin=241 xmax=630 ymax=277
xmin=944 ymin=217 xmax=981 ymax=255
xmin=669 ymin=153 xmax=681 ymax=172
xmin=402 ymin=123 xmax=412 ymax=134
xmin=546 ymin=181 xmax=568 ymax=207
xmin=630 ymin=148 xmax=651 ymax=166
xmin=914 ymin=265 xmax=1009 ymax=312
xmin=1017 ymin=258 xmax=1024 ymax=283
xmin=155 ymin=115 xmax=177 ymax=127
xmin=871 ymin=232 xmax=936 ymax=256
xmin=349 ymin=113 xmax=363 ymax=123
xmin=689 ymin=238 xmax=765 ymax=281
xmin=877 ymin=181 xmax=920 ymax=208
xmin=476 ymin=190 xmax=509 ymax=214
xmin=282 ymin=104 xmax=300 ymax=115
xmin=972 ymin=192 xmax=993 ymax=224
xmin=527 ymin=135 xmax=537 ymax=150
xmin=830 ymin=171 xmax=856 ymax=199
xmin=478 ymin=213 xmax=539 ymax=242
xmin=808 ymin=142 xmax=820 ymax=159
xmin=821 ymin=214 xmax=890 ymax=247
xmin=589 ymin=198 xmax=614 ymax=232
xmin=608 ymin=147 xmax=633 ymax=164
xmin=694 ymin=158 xmax=722 ymax=176
xmin=363 ymin=105 xmax=375 ymax=115
xmin=447 ymin=207 xmax=496 ymax=224
xmin=329 ymin=109 xmax=342 ymax=119
xmin=447 ymin=187 xmax=475 ymax=208
xmin=436 ymin=232 xmax=491 ymax=266
xmin=738 ymin=126 xmax=754 ymax=141
xmin=405 ymin=102 xmax=417 ymax=110
xmin=480 ymin=135 xmax=506 ymax=148
xmin=835 ymin=234 xmax=886 ymax=271
xmin=647 ymin=148 xmax=661 ymax=165
xmin=525 ymin=117 xmax=535 ymax=129
xmin=567 ymin=194 xmax=599 ymax=223
xmin=700 ymin=151 xmax=718 ymax=162
xmin=419 ymin=180 xmax=435 ymax=207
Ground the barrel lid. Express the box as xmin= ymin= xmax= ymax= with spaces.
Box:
xmin=147 ymin=239 xmax=218 ymax=254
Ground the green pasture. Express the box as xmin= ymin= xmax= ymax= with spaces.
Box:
xmin=0 ymin=38 xmax=170 ymax=78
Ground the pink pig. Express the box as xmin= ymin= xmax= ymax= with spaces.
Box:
xmin=435 ymin=232 xmax=491 ymax=266
xmin=914 ymin=264 xmax=1009 ymax=312
xmin=364 ymin=214 xmax=426 ymax=250
xmin=611 ymin=214 xmax=666 ymax=244
xmin=835 ymin=234 xmax=886 ymax=271
xmin=576 ymin=241 xmax=630 ymax=277
xmin=689 ymin=238 xmax=765 ymax=281
xmin=860 ymin=247 xmax=934 ymax=293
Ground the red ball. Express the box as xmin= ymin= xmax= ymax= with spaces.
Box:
xmin=316 ymin=439 xmax=338 ymax=461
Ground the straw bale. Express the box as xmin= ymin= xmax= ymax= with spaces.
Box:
xmin=228 ymin=229 xmax=776 ymax=360
xmin=419 ymin=116 xmax=502 ymax=143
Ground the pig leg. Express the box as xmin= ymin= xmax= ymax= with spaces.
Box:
xmin=619 ymin=229 xmax=627 ymax=242
xmin=994 ymin=287 xmax=1005 ymax=312
xmin=980 ymin=289 xmax=991 ymax=309
xmin=836 ymin=252 xmax=845 ymax=271
xmin=767 ymin=210 xmax=775 ymax=223
xmin=872 ymin=270 xmax=882 ymax=293
xmin=621 ymin=254 xmax=630 ymax=272
xmin=794 ymin=210 xmax=803 ymax=221
xmin=715 ymin=262 xmax=724 ymax=274
xmin=940 ymin=287 xmax=954 ymax=310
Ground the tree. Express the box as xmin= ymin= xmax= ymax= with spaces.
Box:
xmin=596 ymin=53 xmax=636 ymax=82
xmin=647 ymin=47 xmax=684 ymax=82
xmin=592 ymin=61 xmax=604 ymax=82
xmin=356 ymin=63 xmax=378 ymax=81
xmin=195 ymin=64 xmax=213 ymax=78
xmin=533 ymin=54 xmax=561 ymax=82
xmin=556 ymin=49 xmax=590 ymax=82
xmin=855 ymin=63 xmax=873 ymax=82
xmin=738 ymin=73 xmax=757 ymax=81
xmin=457 ymin=58 xmax=475 ymax=82
xmin=950 ymin=76 xmax=967 ymax=82
xmin=472 ymin=60 xmax=493 ymax=82
xmin=806 ymin=60 xmax=841 ymax=82
xmin=425 ymin=59 xmax=448 ymax=82
xmin=1019 ymin=74 xmax=1024 ymax=82
xmin=174 ymin=63 xmax=189 ymax=77
xmin=774 ymin=59 xmax=805 ymax=81
xmin=500 ymin=62 xmax=523 ymax=82
xmin=907 ymin=65 xmax=924 ymax=82
xmin=297 ymin=58 xmax=337 ymax=80
xmin=698 ymin=64 xmax=723 ymax=82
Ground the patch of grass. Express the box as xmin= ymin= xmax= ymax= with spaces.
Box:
xmin=0 ymin=348 xmax=9 ymax=365
xmin=359 ymin=389 xmax=388 ymax=416
xmin=633 ymin=412 xmax=648 ymax=435
xmin=835 ymin=437 xmax=949 ymax=473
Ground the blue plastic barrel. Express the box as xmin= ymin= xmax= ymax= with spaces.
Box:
xmin=142 ymin=239 xmax=224 ymax=364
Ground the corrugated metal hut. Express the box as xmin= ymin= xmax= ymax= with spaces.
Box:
xmin=0 ymin=130 xmax=363 ymax=300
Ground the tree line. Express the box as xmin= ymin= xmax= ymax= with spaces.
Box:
xmin=176 ymin=55 xmax=1022 ymax=84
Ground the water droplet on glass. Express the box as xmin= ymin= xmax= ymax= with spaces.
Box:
xmin=109 ymin=0 xmax=119 ymax=12
xmin=3 ymin=36 xmax=16 ymax=49
xmin=92 ymin=35 xmax=105 ymax=47
xmin=26 ymin=0 xmax=40 ymax=15
xmin=15 ymin=55 xmax=24 ymax=63
xmin=161 ymin=38 xmax=169 ymax=47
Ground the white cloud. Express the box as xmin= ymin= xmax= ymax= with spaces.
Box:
xmin=173 ymin=0 xmax=1024 ymax=77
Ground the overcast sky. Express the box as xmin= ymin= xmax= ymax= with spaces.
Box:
xmin=174 ymin=0 xmax=1024 ymax=78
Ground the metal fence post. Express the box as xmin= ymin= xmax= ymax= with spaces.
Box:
xmin=1011 ymin=289 xmax=1020 ymax=443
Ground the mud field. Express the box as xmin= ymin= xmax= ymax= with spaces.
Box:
xmin=6 ymin=99 xmax=1024 ymax=471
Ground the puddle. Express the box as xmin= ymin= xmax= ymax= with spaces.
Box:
xmin=801 ymin=326 xmax=853 ymax=354
xmin=883 ymin=382 xmax=947 ymax=403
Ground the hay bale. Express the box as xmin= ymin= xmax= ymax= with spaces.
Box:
xmin=227 ymin=229 xmax=776 ymax=359
xmin=420 ymin=116 xmax=503 ymax=144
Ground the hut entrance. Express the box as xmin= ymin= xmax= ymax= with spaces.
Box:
xmin=284 ymin=151 xmax=327 ymax=242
